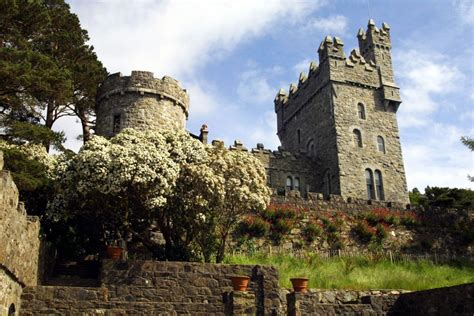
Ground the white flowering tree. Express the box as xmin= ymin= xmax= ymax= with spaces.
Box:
xmin=49 ymin=129 xmax=270 ymax=262
xmin=205 ymin=142 xmax=271 ymax=262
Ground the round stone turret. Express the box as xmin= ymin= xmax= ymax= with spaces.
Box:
xmin=95 ymin=71 xmax=189 ymax=138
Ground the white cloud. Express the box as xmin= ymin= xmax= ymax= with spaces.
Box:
xmin=307 ymin=15 xmax=348 ymax=35
xmin=395 ymin=50 xmax=463 ymax=128
xmin=185 ymin=81 xmax=219 ymax=117
xmin=453 ymin=0 xmax=474 ymax=25
xmin=52 ymin=115 xmax=84 ymax=152
xmin=249 ymin=111 xmax=280 ymax=150
xmin=69 ymin=0 xmax=321 ymax=79
xmin=402 ymin=122 xmax=474 ymax=191
xmin=237 ymin=69 xmax=274 ymax=105
xmin=293 ymin=58 xmax=312 ymax=76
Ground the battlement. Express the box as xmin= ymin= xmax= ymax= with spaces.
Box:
xmin=318 ymin=35 xmax=346 ymax=62
xmin=97 ymin=71 xmax=189 ymax=117
xmin=275 ymin=20 xmax=399 ymax=130
xmin=358 ymin=19 xmax=392 ymax=53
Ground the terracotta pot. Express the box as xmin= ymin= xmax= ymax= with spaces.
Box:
xmin=230 ymin=276 xmax=250 ymax=292
xmin=106 ymin=246 xmax=122 ymax=260
xmin=290 ymin=278 xmax=309 ymax=293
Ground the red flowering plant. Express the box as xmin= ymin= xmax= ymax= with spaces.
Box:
xmin=261 ymin=203 xmax=304 ymax=243
xmin=236 ymin=215 xmax=271 ymax=238
xmin=364 ymin=208 xmax=420 ymax=227
xmin=353 ymin=220 xmax=377 ymax=243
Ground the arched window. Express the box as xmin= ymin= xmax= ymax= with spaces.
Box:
xmin=294 ymin=177 xmax=300 ymax=191
xmin=113 ymin=114 xmax=121 ymax=133
xmin=307 ymin=139 xmax=315 ymax=157
xmin=357 ymin=103 xmax=366 ymax=119
xmin=323 ymin=170 xmax=331 ymax=196
xmin=375 ymin=170 xmax=384 ymax=201
xmin=8 ymin=304 xmax=15 ymax=316
xmin=297 ymin=129 xmax=301 ymax=144
xmin=353 ymin=129 xmax=363 ymax=147
xmin=286 ymin=176 xmax=293 ymax=190
xmin=365 ymin=169 xmax=375 ymax=200
xmin=377 ymin=136 xmax=385 ymax=153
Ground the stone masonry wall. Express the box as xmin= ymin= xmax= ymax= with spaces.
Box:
xmin=21 ymin=260 xmax=284 ymax=315
xmin=0 ymin=269 xmax=22 ymax=316
xmin=95 ymin=71 xmax=189 ymax=138
xmin=100 ymin=260 xmax=283 ymax=315
xmin=0 ymin=152 xmax=41 ymax=315
xmin=333 ymin=83 xmax=408 ymax=204
xmin=252 ymin=146 xmax=317 ymax=196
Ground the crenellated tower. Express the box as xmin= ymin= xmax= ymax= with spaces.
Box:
xmin=358 ymin=19 xmax=401 ymax=111
xmin=95 ymin=71 xmax=189 ymax=138
xmin=274 ymin=20 xmax=409 ymax=204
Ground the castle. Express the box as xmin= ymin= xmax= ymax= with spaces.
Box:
xmin=95 ymin=19 xmax=409 ymax=205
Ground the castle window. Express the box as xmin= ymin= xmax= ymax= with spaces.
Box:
xmin=353 ymin=129 xmax=363 ymax=147
xmin=286 ymin=176 xmax=293 ymax=190
xmin=377 ymin=136 xmax=385 ymax=153
xmin=113 ymin=114 xmax=121 ymax=133
xmin=266 ymin=169 xmax=272 ymax=185
xmin=294 ymin=177 xmax=300 ymax=191
xmin=375 ymin=170 xmax=385 ymax=201
xmin=297 ymin=129 xmax=301 ymax=144
xmin=365 ymin=169 xmax=375 ymax=200
xmin=8 ymin=304 xmax=15 ymax=316
xmin=357 ymin=103 xmax=366 ymax=119
xmin=307 ymin=139 xmax=315 ymax=157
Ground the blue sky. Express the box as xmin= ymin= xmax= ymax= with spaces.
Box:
xmin=60 ymin=0 xmax=473 ymax=192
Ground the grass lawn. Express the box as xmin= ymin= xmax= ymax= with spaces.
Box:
xmin=224 ymin=253 xmax=474 ymax=291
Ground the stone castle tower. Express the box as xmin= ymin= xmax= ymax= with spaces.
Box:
xmin=273 ymin=19 xmax=408 ymax=204
xmin=94 ymin=20 xmax=409 ymax=205
xmin=95 ymin=71 xmax=189 ymax=138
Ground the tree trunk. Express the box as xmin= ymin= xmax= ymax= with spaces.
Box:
xmin=215 ymin=232 xmax=228 ymax=263
xmin=44 ymin=102 xmax=55 ymax=152
xmin=78 ymin=108 xmax=91 ymax=143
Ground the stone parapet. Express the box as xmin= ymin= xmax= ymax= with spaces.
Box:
xmin=95 ymin=71 xmax=190 ymax=137
xmin=97 ymin=71 xmax=189 ymax=116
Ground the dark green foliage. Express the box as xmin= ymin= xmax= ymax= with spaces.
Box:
xmin=302 ymin=222 xmax=322 ymax=243
xmin=353 ymin=221 xmax=376 ymax=243
xmin=375 ymin=223 xmax=388 ymax=240
xmin=424 ymin=187 xmax=474 ymax=209
xmin=0 ymin=0 xmax=106 ymax=147
xmin=1 ymin=146 xmax=52 ymax=217
xmin=237 ymin=216 xmax=270 ymax=238
xmin=3 ymin=121 xmax=66 ymax=150
xmin=409 ymin=187 xmax=429 ymax=207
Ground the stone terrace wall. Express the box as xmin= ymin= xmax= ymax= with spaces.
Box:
xmin=0 ymin=152 xmax=41 ymax=315
xmin=21 ymin=260 xmax=284 ymax=315
xmin=100 ymin=260 xmax=283 ymax=315
xmin=272 ymin=194 xmax=408 ymax=212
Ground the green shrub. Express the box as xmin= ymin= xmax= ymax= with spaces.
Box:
xmin=237 ymin=216 xmax=270 ymax=238
xmin=375 ymin=223 xmax=388 ymax=240
xmin=303 ymin=222 xmax=323 ymax=243
xmin=353 ymin=221 xmax=376 ymax=243
xmin=400 ymin=213 xmax=418 ymax=226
